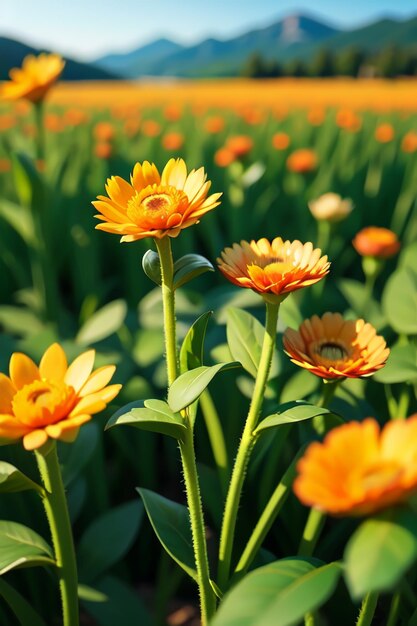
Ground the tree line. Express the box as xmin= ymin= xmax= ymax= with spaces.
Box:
xmin=241 ymin=46 xmax=417 ymax=78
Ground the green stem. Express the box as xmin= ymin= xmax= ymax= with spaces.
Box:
xmin=34 ymin=100 xmax=45 ymax=163
xmin=218 ymin=301 xmax=280 ymax=590
xmin=356 ymin=592 xmax=379 ymax=626
xmin=386 ymin=591 xmax=401 ymax=626
xmin=397 ymin=387 xmax=410 ymax=420
xmin=155 ymin=236 xmax=215 ymax=624
xmin=35 ymin=444 xmax=79 ymax=626
xmin=235 ymin=446 xmax=305 ymax=577
xmin=200 ymin=390 xmax=229 ymax=495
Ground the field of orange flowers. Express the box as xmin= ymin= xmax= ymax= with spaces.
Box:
xmin=0 ymin=56 xmax=416 ymax=626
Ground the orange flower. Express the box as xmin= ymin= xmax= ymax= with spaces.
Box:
xmin=1 ymin=53 xmax=65 ymax=103
xmin=0 ymin=344 xmax=121 ymax=451
xmin=294 ymin=417 xmax=417 ymax=516
xmin=401 ymin=131 xmax=417 ymax=153
xmin=164 ymin=104 xmax=182 ymax=121
xmin=142 ymin=120 xmax=161 ymax=137
xmin=272 ymin=132 xmax=290 ymax=151
xmin=286 ymin=149 xmax=318 ymax=173
xmin=95 ymin=141 xmax=112 ymax=159
xmin=352 ymin=227 xmax=400 ymax=258
xmin=64 ymin=108 xmax=88 ymax=126
xmin=308 ymin=108 xmax=325 ymax=126
xmin=375 ymin=123 xmax=394 ymax=143
xmin=336 ymin=109 xmax=361 ymax=132
xmin=44 ymin=113 xmax=64 ymax=133
xmin=214 ymin=147 xmax=236 ymax=168
xmin=205 ymin=115 xmax=225 ymax=134
xmin=217 ymin=238 xmax=330 ymax=301
xmin=0 ymin=158 xmax=11 ymax=173
xmin=124 ymin=118 xmax=140 ymax=137
xmin=283 ymin=312 xmax=389 ymax=381
xmin=94 ymin=121 xmax=115 ymax=142
xmin=225 ymin=135 xmax=253 ymax=158
xmin=93 ymin=158 xmax=221 ymax=242
xmin=162 ymin=131 xmax=184 ymax=151
xmin=0 ymin=114 xmax=16 ymax=131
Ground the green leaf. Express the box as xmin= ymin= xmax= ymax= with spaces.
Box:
xmin=76 ymin=299 xmax=128 ymax=345
xmin=142 ymin=250 xmax=161 ymax=286
xmin=254 ymin=402 xmax=335 ymax=436
xmin=0 ymin=577 xmax=47 ymax=626
xmin=77 ymin=501 xmax=143 ymax=583
xmin=78 ymin=584 xmax=108 ymax=603
xmin=137 ymin=488 xmax=197 ymax=581
xmin=0 ymin=306 xmax=44 ymax=337
xmin=0 ymin=462 xmax=42 ymax=494
xmin=0 ymin=521 xmax=55 ymax=575
xmin=383 ymin=268 xmax=417 ymax=335
xmin=0 ymin=200 xmax=36 ymax=247
xmin=211 ymin=559 xmax=342 ymax=626
xmin=344 ymin=508 xmax=417 ymax=599
xmin=11 ymin=152 xmax=43 ymax=209
xmin=82 ymin=575 xmax=152 ymax=626
xmin=106 ymin=399 xmax=186 ymax=440
xmin=173 ymin=254 xmax=214 ymax=289
xmin=227 ymin=308 xmax=278 ymax=380
xmin=280 ymin=369 xmax=320 ymax=404
xmin=180 ymin=311 xmax=213 ymax=373
xmin=373 ymin=344 xmax=417 ymax=384
xmin=168 ymin=362 xmax=240 ymax=413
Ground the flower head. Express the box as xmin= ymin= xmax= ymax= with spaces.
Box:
xmin=375 ymin=123 xmax=394 ymax=143
xmin=286 ymin=149 xmax=318 ymax=173
xmin=0 ymin=344 xmax=121 ymax=451
xmin=283 ymin=312 xmax=389 ymax=380
xmin=225 ymin=135 xmax=253 ymax=158
xmin=1 ymin=53 xmax=65 ymax=103
xmin=272 ymin=133 xmax=290 ymax=151
xmin=217 ymin=238 xmax=330 ymax=301
xmin=93 ymin=158 xmax=221 ymax=242
xmin=309 ymin=192 xmax=353 ymax=223
xmin=352 ymin=227 xmax=400 ymax=258
xmin=294 ymin=417 xmax=417 ymax=516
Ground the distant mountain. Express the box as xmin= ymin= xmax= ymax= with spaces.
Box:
xmin=94 ymin=38 xmax=184 ymax=77
xmin=0 ymin=36 xmax=118 ymax=81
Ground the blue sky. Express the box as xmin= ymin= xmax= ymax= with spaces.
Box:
xmin=1 ymin=0 xmax=416 ymax=60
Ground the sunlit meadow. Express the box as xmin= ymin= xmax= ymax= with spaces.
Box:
xmin=0 ymin=52 xmax=416 ymax=626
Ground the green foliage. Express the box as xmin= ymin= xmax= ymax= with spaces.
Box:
xmin=106 ymin=399 xmax=186 ymax=439
xmin=0 ymin=521 xmax=56 ymax=575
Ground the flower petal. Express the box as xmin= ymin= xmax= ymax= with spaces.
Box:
xmin=64 ymin=350 xmax=95 ymax=392
xmin=39 ymin=343 xmax=68 ymax=382
xmin=9 ymin=353 xmax=40 ymax=389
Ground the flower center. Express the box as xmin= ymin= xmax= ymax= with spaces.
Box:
xmin=317 ymin=342 xmax=348 ymax=361
xmin=126 ymin=184 xmax=188 ymax=229
xmin=142 ymin=193 xmax=171 ymax=212
xmin=12 ymin=379 xmax=76 ymax=428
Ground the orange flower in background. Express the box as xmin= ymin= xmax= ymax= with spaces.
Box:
xmin=95 ymin=141 xmax=112 ymax=159
xmin=0 ymin=114 xmax=16 ymax=131
xmin=94 ymin=121 xmax=115 ymax=142
xmin=0 ymin=344 xmax=121 ymax=451
xmin=44 ymin=113 xmax=64 ymax=133
xmin=93 ymin=158 xmax=221 ymax=242
xmin=124 ymin=118 xmax=140 ymax=137
xmin=308 ymin=108 xmax=326 ymax=126
xmin=294 ymin=417 xmax=417 ymax=516
xmin=1 ymin=53 xmax=65 ymax=103
xmin=336 ymin=109 xmax=361 ymax=132
xmin=286 ymin=148 xmax=318 ymax=173
xmin=164 ymin=104 xmax=182 ymax=121
xmin=283 ymin=312 xmax=389 ymax=381
xmin=0 ymin=159 xmax=11 ymax=173
xmin=352 ymin=226 xmax=400 ymax=258
xmin=162 ymin=131 xmax=184 ymax=151
xmin=142 ymin=119 xmax=161 ymax=137
xmin=204 ymin=115 xmax=225 ymax=134
xmin=272 ymin=132 xmax=290 ymax=151
xmin=402 ymin=131 xmax=417 ymax=153
xmin=375 ymin=123 xmax=394 ymax=143
xmin=217 ymin=238 xmax=330 ymax=300
xmin=225 ymin=135 xmax=253 ymax=158
xmin=64 ymin=108 xmax=89 ymax=126
xmin=214 ymin=147 xmax=236 ymax=168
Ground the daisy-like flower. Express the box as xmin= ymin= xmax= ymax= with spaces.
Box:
xmin=352 ymin=226 xmax=400 ymax=259
xmin=217 ymin=238 xmax=330 ymax=301
xmin=308 ymin=192 xmax=353 ymax=223
xmin=93 ymin=158 xmax=221 ymax=242
xmin=294 ymin=417 xmax=417 ymax=516
xmin=283 ymin=312 xmax=389 ymax=381
xmin=0 ymin=344 xmax=121 ymax=451
xmin=1 ymin=53 xmax=65 ymax=103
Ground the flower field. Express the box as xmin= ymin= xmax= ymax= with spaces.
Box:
xmin=0 ymin=62 xmax=416 ymax=626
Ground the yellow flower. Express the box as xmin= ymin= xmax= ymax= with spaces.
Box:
xmin=283 ymin=312 xmax=389 ymax=380
xmin=308 ymin=192 xmax=353 ymax=222
xmin=93 ymin=158 xmax=221 ymax=242
xmin=0 ymin=344 xmax=121 ymax=451
xmin=217 ymin=238 xmax=330 ymax=300
xmin=294 ymin=416 xmax=417 ymax=516
xmin=1 ymin=53 xmax=65 ymax=103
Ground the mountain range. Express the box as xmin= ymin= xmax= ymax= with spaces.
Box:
xmin=1 ymin=13 xmax=417 ymax=81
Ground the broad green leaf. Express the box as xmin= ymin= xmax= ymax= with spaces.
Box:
xmin=142 ymin=250 xmax=161 ymax=286
xmin=77 ymin=501 xmax=143 ymax=583
xmin=173 ymin=254 xmax=214 ymax=289
xmin=0 ymin=462 xmax=42 ymax=494
xmin=78 ymin=584 xmax=108 ymax=602
xmin=168 ymin=362 xmax=240 ymax=412
xmin=0 ymin=577 xmax=47 ymax=626
xmin=0 ymin=521 xmax=55 ymax=575
xmin=180 ymin=311 xmax=213 ymax=373
xmin=138 ymin=488 xmax=197 ymax=581
xmin=11 ymin=152 xmax=43 ymax=209
xmin=106 ymin=399 xmax=186 ymax=440
xmin=373 ymin=344 xmax=417 ymax=384
xmin=382 ymin=268 xmax=417 ymax=335
xmin=344 ymin=508 xmax=417 ymax=599
xmin=82 ymin=575 xmax=151 ymax=626
xmin=59 ymin=422 xmax=99 ymax=487
xmin=133 ymin=329 xmax=164 ymax=366
xmin=399 ymin=241 xmax=417 ymax=276
xmin=227 ymin=308 xmax=278 ymax=380
xmin=76 ymin=299 xmax=127 ymax=345
xmin=212 ymin=559 xmax=342 ymax=626
xmin=0 ymin=200 xmax=36 ymax=247
xmin=254 ymin=402 xmax=335 ymax=436
xmin=0 ymin=306 xmax=44 ymax=337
